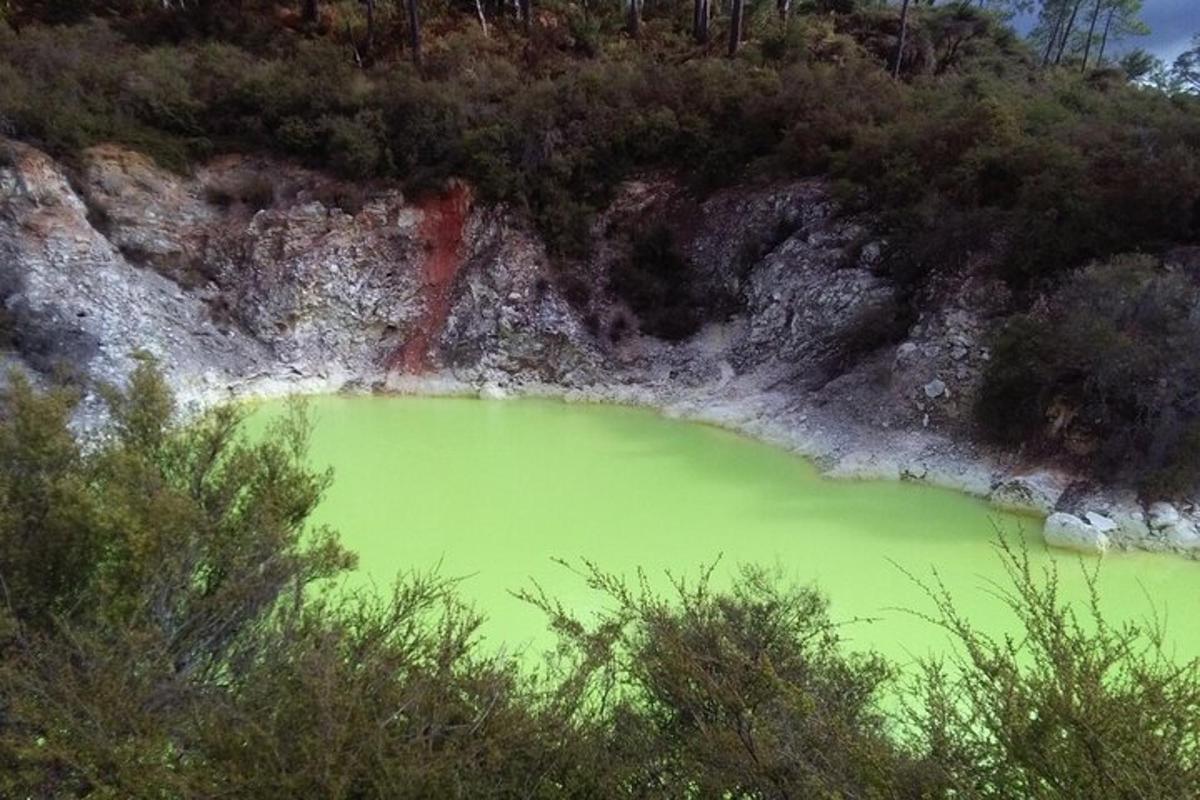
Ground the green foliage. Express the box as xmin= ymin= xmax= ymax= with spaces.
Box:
xmin=1173 ymin=35 xmax=1200 ymax=94
xmin=906 ymin=538 xmax=1200 ymax=798
xmin=977 ymin=255 xmax=1200 ymax=495
xmin=521 ymin=561 xmax=929 ymax=798
xmin=2 ymin=5 xmax=1196 ymax=271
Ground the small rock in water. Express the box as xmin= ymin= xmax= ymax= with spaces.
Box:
xmin=1043 ymin=512 xmax=1109 ymax=554
xmin=1084 ymin=511 xmax=1118 ymax=533
xmin=923 ymin=379 xmax=946 ymax=399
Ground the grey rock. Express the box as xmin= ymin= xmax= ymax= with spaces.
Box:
xmin=990 ymin=472 xmax=1068 ymax=514
xmin=1044 ymin=512 xmax=1109 ymax=554
xmin=1084 ymin=511 xmax=1118 ymax=533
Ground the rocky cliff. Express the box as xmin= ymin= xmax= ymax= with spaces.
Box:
xmin=1 ymin=138 xmax=1194 ymax=555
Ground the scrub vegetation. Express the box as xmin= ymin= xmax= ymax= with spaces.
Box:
xmin=1 ymin=366 xmax=1199 ymax=797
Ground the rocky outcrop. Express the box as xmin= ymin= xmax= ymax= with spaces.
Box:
xmin=1 ymin=137 xmax=1196 ymax=557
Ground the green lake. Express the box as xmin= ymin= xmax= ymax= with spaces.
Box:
xmin=254 ymin=395 xmax=1200 ymax=665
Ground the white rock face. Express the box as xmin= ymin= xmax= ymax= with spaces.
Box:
xmin=1043 ymin=512 xmax=1110 ymax=554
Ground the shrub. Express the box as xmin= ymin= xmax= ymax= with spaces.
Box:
xmin=908 ymin=539 xmax=1200 ymax=798
xmin=977 ymin=255 xmax=1200 ymax=495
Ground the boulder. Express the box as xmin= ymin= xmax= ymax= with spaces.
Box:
xmin=989 ymin=472 xmax=1068 ymax=515
xmin=1149 ymin=501 xmax=1181 ymax=530
xmin=1043 ymin=512 xmax=1109 ymax=554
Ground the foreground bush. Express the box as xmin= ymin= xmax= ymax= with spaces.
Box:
xmin=907 ymin=539 xmax=1200 ymax=798
xmin=1 ymin=368 xmax=1198 ymax=797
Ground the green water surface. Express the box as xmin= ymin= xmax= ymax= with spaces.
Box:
xmin=255 ymin=395 xmax=1200 ymax=665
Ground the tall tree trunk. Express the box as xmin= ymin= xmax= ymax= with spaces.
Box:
xmin=627 ymin=0 xmax=640 ymax=38
xmin=776 ymin=0 xmax=791 ymax=24
xmin=1080 ymin=0 xmax=1102 ymax=70
xmin=1054 ymin=0 xmax=1084 ymax=65
xmin=302 ymin=0 xmax=318 ymax=24
xmin=1096 ymin=6 xmax=1113 ymax=64
xmin=475 ymin=0 xmax=490 ymax=36
xmin=362 ymin=0 xmax=375 ymax=63
xmin=407 ymin=0 xmax=421 ymax=67
xmin=1042 ymin=1 xmax=1067 ymax=66
xmin=518 ymin=0 xmax=530 ymax=34
xmin=693 ymin=0 xmax=709 ymax=43
xmin=727 ymin=0 xmax=743 ymax=55
xmin=892 ymin=0 xmax=911 ymax=79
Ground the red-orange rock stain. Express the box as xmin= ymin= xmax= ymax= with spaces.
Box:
xmin=392 ymin=183 xmax=472 ymax=372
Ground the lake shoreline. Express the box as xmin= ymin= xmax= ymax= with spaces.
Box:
xmin=181 ymin=366 xmax=1198 ymax=561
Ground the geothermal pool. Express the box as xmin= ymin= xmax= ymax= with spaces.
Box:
xmin=255 ymin=395 xmax=1200 ymax=664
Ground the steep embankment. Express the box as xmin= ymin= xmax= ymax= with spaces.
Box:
xmin=0 ymin=138 xmax=1194 ymax=555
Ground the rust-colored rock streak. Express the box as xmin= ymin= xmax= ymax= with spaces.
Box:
xmin=394 ymin=183 xmax=472 ymax=372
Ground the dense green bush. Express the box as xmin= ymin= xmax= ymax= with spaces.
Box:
xmin=978 ymin=255 xmax=1200 ymax=495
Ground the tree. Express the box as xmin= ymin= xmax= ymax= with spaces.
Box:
xmin=517 ymin=0 xmax=529 ymax=35
xmin=1034 ymin=0 xmax=1072 ymax=65
xmin=693 ymin=0 xmax=709 ymax=43
xmin=1118 ymin=47 xmax=1157 ymax=81
xmin=1091 ymin=0 xmax=1148 ymax=66
xmin=627 ymin=0 xmax=640 ymax=38
xmin=971 ymin=0 xmax=1032 ymax=21
xmin=1034 ymin=0 xmax=1145 ymax=69
xmin=893 ymin=0 xmax=912 ymax=78
xmin=407 ymin=0 xmax=421 ymax=66
xmin=728 ymin=0 xmax=744 ymax=55
xmin=1173 ymin=35 xmax=1200 ymax=93
xmin=1053 ymin=0 xmax=1086 ymax=65
xmin=351 ymin=0 xmax=376 ymax=66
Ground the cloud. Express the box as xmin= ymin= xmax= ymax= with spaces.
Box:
xmin=1011 ymin=0 xmax=1196 ymax=63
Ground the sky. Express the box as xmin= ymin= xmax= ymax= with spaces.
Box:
xmin=1139 ymin=0 xmax=1196 ymax=63
xmin=1013 ymin=0 xmax=1197 ymax=63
